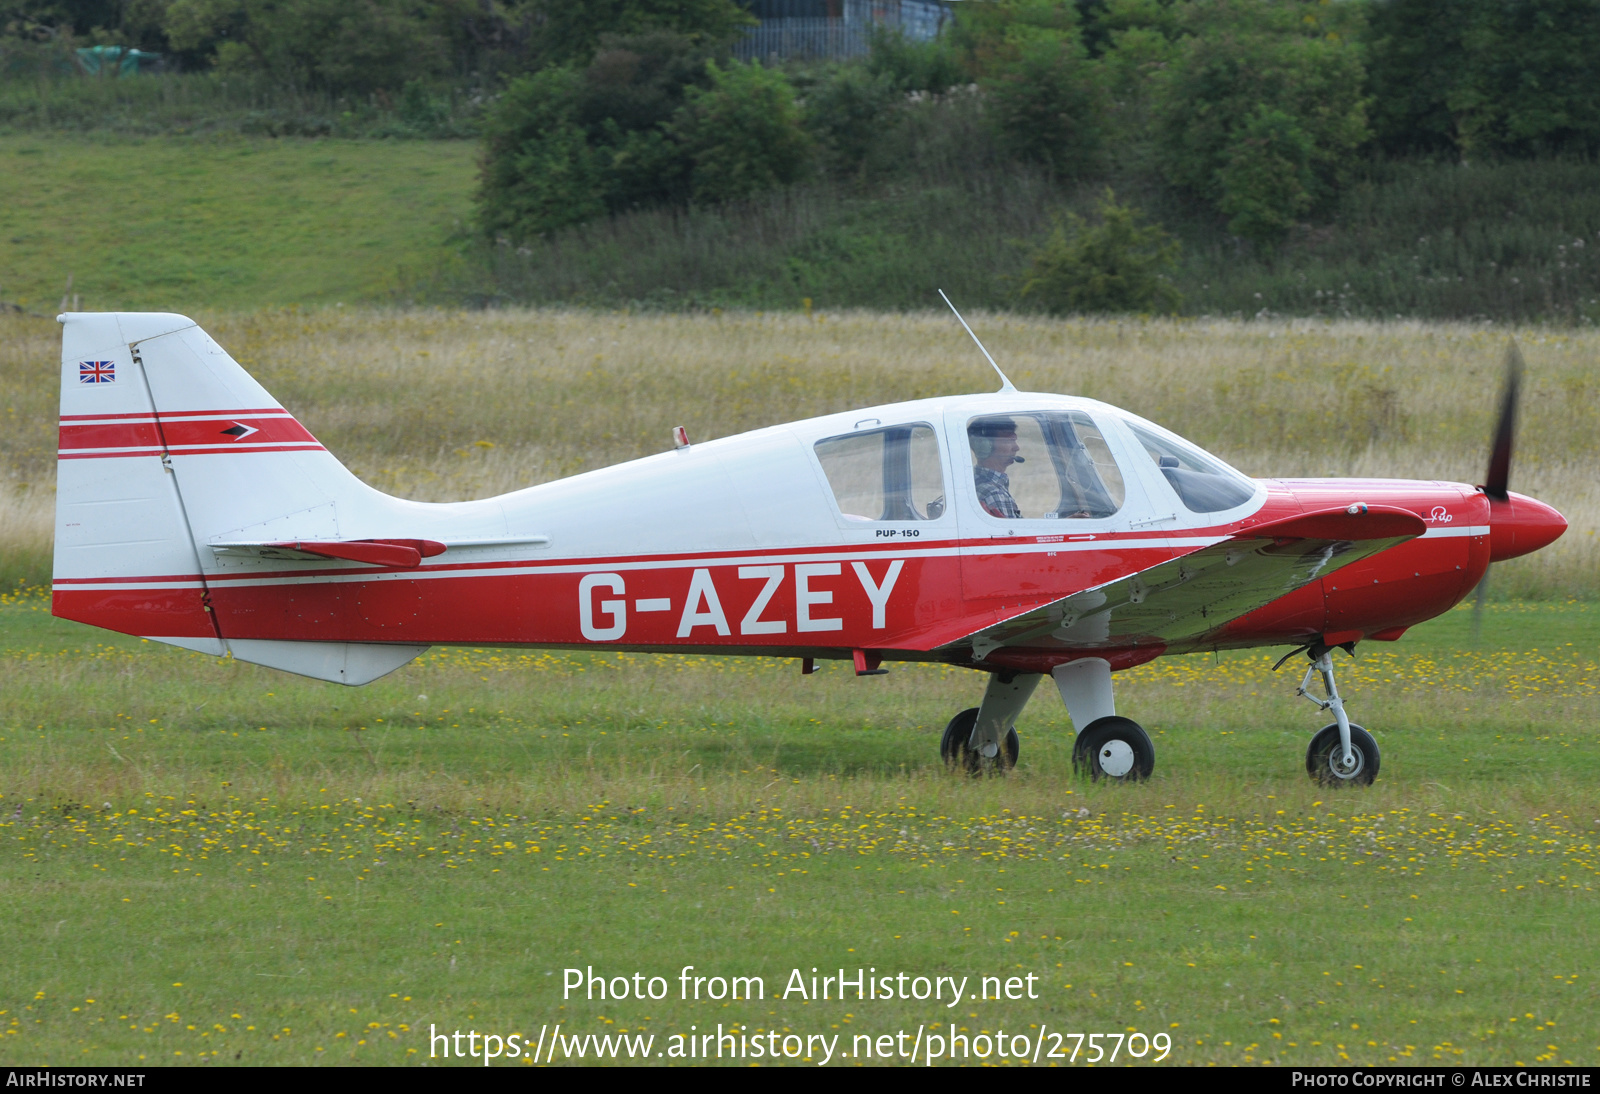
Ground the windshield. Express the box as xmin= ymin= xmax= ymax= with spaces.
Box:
xmin=1126 ymin=421 xmax=1256 ymax=514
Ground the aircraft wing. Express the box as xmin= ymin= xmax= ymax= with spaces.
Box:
xmin=942 ymin=506 xmax=1427 ymax=661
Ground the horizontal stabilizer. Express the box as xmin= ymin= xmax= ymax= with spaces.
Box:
xmin=209 ymin=536 xmax=551 ymax=567
xmin=210 ymin=538 xmax=447 ymax=567
xmin=946 ymin=505 xmax=1426 ymax=660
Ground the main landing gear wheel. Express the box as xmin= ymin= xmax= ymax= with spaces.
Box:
xmin=1306 ymin=723 xmax=1379 ymax=786
xmin=940 ymin=707 xmax=1019 ymax=775
xmin=1073 ymin=716 xmax=1155 ymax=782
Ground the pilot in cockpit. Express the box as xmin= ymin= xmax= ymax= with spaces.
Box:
xmin=968 ymin=417 xmax=1023 ymax=519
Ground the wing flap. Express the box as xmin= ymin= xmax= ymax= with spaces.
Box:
xmin=944 ymin=505 xmax=1427 ymax=659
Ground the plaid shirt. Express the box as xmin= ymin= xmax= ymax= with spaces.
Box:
xmin=974 ymin=466 xmax=1021 ymax=519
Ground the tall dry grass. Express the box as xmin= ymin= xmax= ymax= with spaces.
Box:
xmin=2 ymin=308 xmax=1594 ymax=595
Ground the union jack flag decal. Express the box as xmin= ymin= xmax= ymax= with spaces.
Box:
xmin=79 ymin=360 xmax=115 ymax=384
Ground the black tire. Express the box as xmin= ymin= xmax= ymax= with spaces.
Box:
xmin=1072 ymin=716 xmax=1155 ymax=782
xmin=940 ymin=707 xmax=1019 ymax=775
xmin=1305 ymin=723 xmax=1379 ymax=786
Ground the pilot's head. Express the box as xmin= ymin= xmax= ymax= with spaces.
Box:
xmin=969 ymin=417 xmax=1021 ymax=471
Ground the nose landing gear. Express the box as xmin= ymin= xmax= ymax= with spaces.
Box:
xmin=1278 ymin=642 xmax=1379 ymax=786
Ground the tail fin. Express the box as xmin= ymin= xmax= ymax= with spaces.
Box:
xmin=53 ymin=312 xmax=428 ymax=684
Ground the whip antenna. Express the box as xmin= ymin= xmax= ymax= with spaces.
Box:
xmin=939 ymin=289 xmax=1016 ymax=393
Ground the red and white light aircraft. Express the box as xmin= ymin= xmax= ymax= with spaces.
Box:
xmin=52 ymin=312 xmax=1566 ymax=785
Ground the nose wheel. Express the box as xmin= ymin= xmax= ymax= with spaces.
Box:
xmin=1306 ymin=722 xmax=1379 ymax=785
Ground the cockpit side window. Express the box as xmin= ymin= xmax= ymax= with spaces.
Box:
xmin=1126 ymin=422 xmax=1256 ymax=514
xmin=814 ymin=423 xmax=946 ymax=521
xmin=966 ymin=412 xmax=1125 ymax=520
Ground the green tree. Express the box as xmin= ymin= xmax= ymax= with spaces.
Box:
xmin=1018 ymin=190 xmax=1181 ymax=314
xmin=865 ymin=25 xmax=965 ymax=93
xmin=1367 ymin=0 xmax=1600 ymax=158
xmin=803 ymin=62 xmax=899 ymax=176
xmin=2 ymin=0 xmax=171 ymax=49
xmin=578 ymin=31 xmax=709 ymax=209
xmin=477 ymin=43 xmax=814 ymax=237
xmin=672 ymin=60 xmax=811 ymax=205
xmin=1449 ymin=0 xmax=1600 ymax=157
xmin=984 ymin=30 xmax=1105 ymax=175
xmin=1364 ymin=0 xmax=1474 ymax=154
xmin=942 ymin=0 xmax=1107 ymax=175
xmin=948 ymin=0 xmax=1081 ymax=74
xmin=1215 ymin=105 xmax=1314 ymax=246
xmin=1151 ymin=1 xmax=1368 ymax=240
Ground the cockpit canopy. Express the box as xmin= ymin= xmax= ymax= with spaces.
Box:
xmin=808 ymin=397 xmax=1258 ymax=525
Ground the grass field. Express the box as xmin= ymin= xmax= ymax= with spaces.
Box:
xmin=1 ymin=593 xmax=1596 ymax=1066
xmin=0 ymin=135 xmax=477 ymax=313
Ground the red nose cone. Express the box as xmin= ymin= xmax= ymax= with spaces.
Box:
xmin=1487 ymin=491 xmax=1568 ymax=562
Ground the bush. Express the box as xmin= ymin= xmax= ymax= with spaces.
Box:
xmin=164 ymin=0 xmax=448 ymax=95
xmin=1017 ymin=190 xmax=1180 ymax=314
xmin=477 ymin=66 xmax=606 ymax=239
xmin=803 ymin=64 xmax=899 ymax=176
xmin=577 ymin=31 xmax=709 ymax=209
xmin=866 ymin=26 xmax=966 ymax=93
xmin=478 ymin=52 xmax=812 ymax=238
xmin=477 ymin=33 xmax=715 ymax=238
xmin=673 ymin=60 xmax=811 ymax=205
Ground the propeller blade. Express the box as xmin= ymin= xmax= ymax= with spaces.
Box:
xmin=1483 ymin=340 xmax=1523 ymax=502
xmin=1471 ymin=570 xmax=1490 ymax=643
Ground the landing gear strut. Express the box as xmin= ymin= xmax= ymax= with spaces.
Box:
xmin=936 ymin=659 xmax=1156 ymax=781
xmin=1286 ymin=643 xmax=1379 ymax=786
xmin=943 ymin=672 xmax=1039 ymax=774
